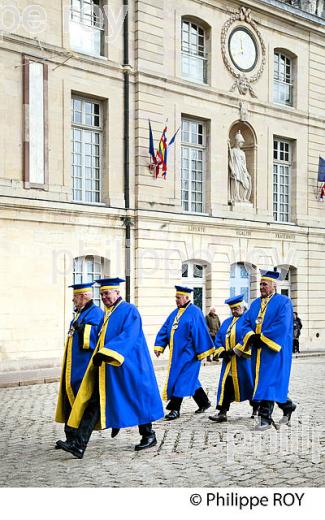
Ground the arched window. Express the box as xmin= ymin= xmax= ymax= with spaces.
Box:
xmin=273 ymin=51 xmax=294 ymax=106
xmin=73 ymin=255 xmax=109 ymax=306
xmin=182 ymin=261 xmax=206 ymax=310
xmin=181 ymin=19 xmax=208 ymax=84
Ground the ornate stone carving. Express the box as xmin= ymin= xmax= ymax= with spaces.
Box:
xmin=221 ymin=6 xmax=266 ymax=98
xmin=239 ymin=101 xmax=249 ymax=121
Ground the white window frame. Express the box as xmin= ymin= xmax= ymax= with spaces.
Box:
xmin=273 ymin=138 xmax=291 ymax=223
xmin=70 ymin=0 xmax=105 ymax=57
xmin=71 ymin=96 xmax=103 ymax=204
xmin=273 ymin=52 xmax=293 ymax=106
xmin=181 ymin=118 xmax=206 ymax=214
xmin=181 ymin=20 xmax=208 ymax=84
xmin=73 ymin=255 xmax=104 ymax=306
xmin=182 ymin=261 xmax=206 ymax=310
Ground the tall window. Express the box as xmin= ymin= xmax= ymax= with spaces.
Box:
xmin=72 ymin=97 xmax=102 ymax=203
xmin=73 ymin=256 xmax=104 ymax=306
xmin=230 ymin=263 xmax=251 ymax=304
xmin=273 ymin=139 xmax=291 ymax=222
xmin=70 ymin=0 xmax=104 ymax=57
xmin=273 ymin=52 xmax=293 ymax=106
xmin=182 ymin=261 xmax=206 ymax=310
xmin=181 ymin=20 xmax=207 ymax=84
xmin=181 ymin=119 xmax=206 ymax=213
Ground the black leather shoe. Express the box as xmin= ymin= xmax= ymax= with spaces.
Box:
xmin=279 ymin=403 xmax=297 ymax=425
xmin=195 ymin=402 xmax=211 ymax=414
xmin=164 ymin=410 xmax=180 ymax=421
xmin=111 ymin=428 xmax=120 ymax=438
xmin=208 ymin=412 xmax=227 ymax=423
xmin=58 ymin=439 xmax=85 ymax=459
xmin=55 ymin=439 xmax=66 ymax=450
xmin=134 ymin=433 xmax=157 ymax=451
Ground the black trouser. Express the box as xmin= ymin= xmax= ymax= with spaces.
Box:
xmin=69 ymin=379 xmax=153 ymax=450
xmin=258 ymin=398 xmax=295 ymax=424
xmin=166 ymin=386 xmax=210 ymax=412
xmin=293 ymin=339 xmax=300 ymax=353
xmin=216 ymin=376 xmax=235 ymax=413
xmin=250 ymin=400 xmax=260 ymax=413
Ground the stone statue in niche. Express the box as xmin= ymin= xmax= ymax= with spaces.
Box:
xmin=228 ymin=130 xmax=252 ymax=203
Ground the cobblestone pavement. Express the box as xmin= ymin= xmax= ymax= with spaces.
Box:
xmin=0 ymin=358 xmax=324 ymax=487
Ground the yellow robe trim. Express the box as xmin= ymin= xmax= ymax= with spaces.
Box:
xmin=154 ymin=346 xmax=165 ymax=353
xmin=83 ymin=324 xmax=91 ymax=349
xmin=218 ymin=362 xmax=231 ymax=406
xmin=162 ymin=306 xmax=187 ymax=401
xmin=253 ymin=347 xmax=262 ymax=397
xmin=243 ymin=330 xmax=254 ymax=348
xmin=55 ymin=311 xmax=81 ymax=422
xmin=99 ymin=347 xmax=125 ymax=366
xmin=218 ymin=317 xmax=241 ymax=405
xmin=260 ymin=333 xmax=281 ymax=352
xmin=233 ymin=342 xmax=251 ymax=358
xmin=55 ymin=337 xmax=69 ymax=423
xmin=231 ymin=355 xmax=240 ymax=401
xmin=99 ymin=362 xmax=106 ymax=428
xmin=67 ymin=301 xmax=123 ymax=429
xmin=214 ymin=346 xmax=225 ymax=358
xmin=197 ymin=346 xmax=215 ymax=361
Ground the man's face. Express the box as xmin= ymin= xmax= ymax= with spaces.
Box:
xmin=260 ymin=280 xmax=275 ymax=298
xmin=72 ymin=292 xmax=91 ymax=310
xmin=231 ymin=305 xmax=244 ymax=318
xmin=100 ymin=289 xmax=120 ymax=307
xmin=176 ymin=294 xmax=189 ymax=308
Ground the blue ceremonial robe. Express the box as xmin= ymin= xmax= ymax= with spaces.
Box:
xmin=214 ymin=314 xmax=254 ymax=407
xmin=55 ymin=301 xmax=104 ymax=423
xmin=67 ymin=300 xmax=164 ymax=429
xmin=240 ymin=293 xmax=293 ymax=403
xmin=154 ymin=303 xmax=215 ymax=401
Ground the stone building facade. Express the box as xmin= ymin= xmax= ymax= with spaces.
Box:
xmin=0 ymin=0 xmax=324 ymax=370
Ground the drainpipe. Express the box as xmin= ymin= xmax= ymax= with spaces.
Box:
xmin=123 ymin=0 xmax=131 ymax=302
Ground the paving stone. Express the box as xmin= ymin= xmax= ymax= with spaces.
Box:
xmin=0 ymin=358 xmax=324 ymax=487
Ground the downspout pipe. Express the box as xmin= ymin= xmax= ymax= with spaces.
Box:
xmin=123 ymin=0 xmax=131 ymax=302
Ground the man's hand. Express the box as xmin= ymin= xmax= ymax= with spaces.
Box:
xmin=93 ymin=352 xmax=104 ymax=367
xmin=249 ymin=334 xmax=261 ymax=347
xmin=220 ymin=350 xmax=235 ymax=362
xmin=73 ymin=321 xmax=84 ymax=332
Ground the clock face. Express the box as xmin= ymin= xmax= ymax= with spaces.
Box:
xmin=228 ymin=27 xmax=258 ymax=72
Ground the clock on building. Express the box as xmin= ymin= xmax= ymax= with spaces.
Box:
xmin=228 ymin=27 xmax=258 ymax=72
xmin=221 ymin=7 xmax=266 ymax=97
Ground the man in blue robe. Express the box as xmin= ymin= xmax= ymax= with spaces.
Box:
xmin=57 ymin=278 xmax=164 ymax=458
xmin=239 ymin=271 xmax=296 ymax=431
xmin=209 ymin=294 xmax=256 ymax=423
xmin=154 ymin=286 xmax=215 ymax=420
xmin=55 ymin=283 xmax=104 ymax=446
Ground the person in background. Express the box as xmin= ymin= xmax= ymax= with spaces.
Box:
xmin=205 ymin=306 xmax=221 ymax=361
xmin=293 ymin=312 xmax=303 ymax=353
